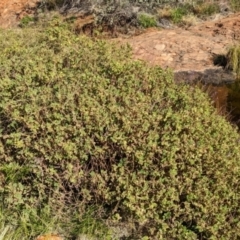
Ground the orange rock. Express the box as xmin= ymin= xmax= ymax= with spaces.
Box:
xmin=35 ymin=234 xmax=63 ymax=240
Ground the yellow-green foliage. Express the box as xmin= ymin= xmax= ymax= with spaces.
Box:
xmin=138 ymin=13 xmax=157 ymax=28
xmin=1 ymin=19 xmax=240 ymax=239
xmin=160 ymin=2 xmax=219 ymax=25
xmin=170 ymin=5 xmax=191 ymax=24
xmin=227 ymin=44 xmax=240 ymax=78
xmin=194 ymin=2 xmax=220 ymax=16
xmin=230 ymin=0 xmax=240 ymax=11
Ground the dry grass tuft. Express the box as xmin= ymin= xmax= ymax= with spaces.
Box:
xmin=227 ymin=44 xmax=240 ymax=78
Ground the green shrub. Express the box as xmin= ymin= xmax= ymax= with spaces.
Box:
xmin=170 ymin=6 xmax=190 ymax=24
xmin=1 ymin=19 xmax=240 ymax=239
xmin=226 ymin=44 xmax=240 ymax=78
xmin=194 ymin=2 xmax=220 ymax=16
xmin=19 ymin=15 xmax=35 ymax=28
xmin=161 ymin=2 xmax=220 ymax=25
xmin=137 ymin=13 xmax=157 ymax=28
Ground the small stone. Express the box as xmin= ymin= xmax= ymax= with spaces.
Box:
xmin=166 ymin=31 xmax=177 ymax=35
xmin=154 ymin=44 xmax=165 ymax=51
xmin=35 ymin=234 xmax=63 ymax=240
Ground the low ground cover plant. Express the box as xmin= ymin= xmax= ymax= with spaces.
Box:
xmin=137 ymin=13 xmax=157 ymax=28
xmin=158 ymin=2 xmax=220 ymax=25
xmin=0 ymin=18 xmax=240 ymax=239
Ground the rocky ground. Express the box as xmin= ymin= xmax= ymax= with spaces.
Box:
xmin=0 ymin=0 xmax=39 ymax=28
xmin=114 ymin=12 xmax=240 ymax=84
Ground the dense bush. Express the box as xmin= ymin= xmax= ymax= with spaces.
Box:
xmin=1 ymin=19 xmax=240 ymax=239
xmin=170 ymin=5 xmax=190 ymax=24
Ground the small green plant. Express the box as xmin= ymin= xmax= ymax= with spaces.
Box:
xmin=194 ymin=2 xmax=220 ymax=16
xmin=137 ymin=13 xmax=157 ymax=28
xmin=170 ymin=6 xmax=189 ymax=24
xmin=19 ymin=15 xmax=35 ymax=28
xmin=226 ymin=44 xmax=240 ymax=78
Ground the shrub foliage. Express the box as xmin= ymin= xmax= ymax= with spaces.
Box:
xmin=0 ymin=20 xmax=240 ymax=239
xmin=227 ymin=44 xmax=240 ymax=79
